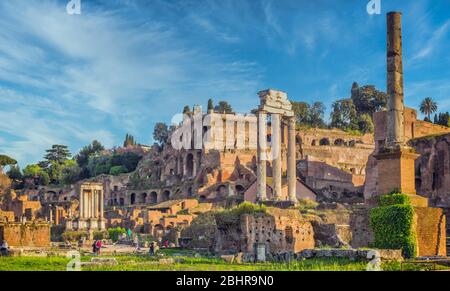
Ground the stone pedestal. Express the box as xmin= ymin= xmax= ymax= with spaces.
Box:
xmin=375 ymin=147 xmax=420 ymax=196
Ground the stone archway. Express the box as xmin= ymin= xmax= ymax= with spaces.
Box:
xmin=140 ymin=193 xmax=147 ymax=204
xmin=149 ymin=192 xmax=158 ymax=204
xmin=334 ymin=138 xmax=346 ymax=146
xmin=161 ymin=190 xmax=170 ymax=202
xmin=130 ymin=193 xmax=136 ymax=205
xmin=319 ymin=138 xmax=330 ymax=146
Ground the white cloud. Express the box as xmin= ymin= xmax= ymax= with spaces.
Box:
xmin=0 ymin=0 xmax=263 ymax=165
xmin=412 ymin=20 xmax=450 ymax=61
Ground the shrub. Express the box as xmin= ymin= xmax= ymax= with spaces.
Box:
xmin=215 ymin=202 xmax=266 ymax=227
xmin=62 ymin=231 xmax=87 ymax=242
xmin=297 ymin=199 xmax=319 ymax=210
xmin=93 ymin=230 xmax=109 ymax=240
xmin=370 ymin=194 xmax=417 ymax=258
xmin=109 ymin=166 xmax=128 ymax=176
xmin=108 ymin=227 xmax=126 ymax=242
xmin=379 ymin=193 xmax=410 ymax=207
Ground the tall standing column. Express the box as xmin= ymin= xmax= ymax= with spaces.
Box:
xmin=87 ymin=191 xmax=91 ymax=218
xmin=100 ymin=190 xmax=104 ymax=218
xmin=386 ymin=12 xmax=405 ymax=147
xmin=257 ymin=111 xmax=267 ymax=201
xmin=271 ymin=114 xmax=282 ymax=200
xmin=94 ymin=190 xmax=98 ymax=218
xmin=84 ymin=191 xmax=88 ymax=218
xmin=287 ymin=117 xmax=297 ymax=203
xmin=80 ymin=189 xmax=84 ymax=218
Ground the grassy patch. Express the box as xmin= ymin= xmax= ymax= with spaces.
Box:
xmin=2 ymin=254 xmax=448 ymax=271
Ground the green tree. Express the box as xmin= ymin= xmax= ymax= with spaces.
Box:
xmin=435 ymin=112 xmax=450 ymax=127
xmin=38 ymin=171 xmax=50 ymax=186
xmin=42 ymin=145 xmax=71 ymax=167
xmin=207 ymin=99 xmax=214 ymax=112
xmin=153 ymin=122 xmax=169 ymax=146
xmin=351 ymin=83 xmax=387 ymax=116
xmin=0 ymin=155 xmax=17 ymax=173
xmin=123 ymin=133 xmax=137 ymax=147
xmin=358 ymin=114 xmax=375 ymax=134
xmin=309 ymin=102 xmax=326 ymax=128
xmin=419 ymin=97 xmax=438 ymax=122
xmin=23 ymin=164 xmax=42 ymax=178
xmin=75 ymin=140 xmax=105 ymax=168
xmin=7 ymin=165 xmax=22 ymax=181
xmin=291 ymin=101 xmax=310 ymax=125
xmin=330 ymin=99 xmax=358 ymax=131
xmin=109 ymin=166 xmax=128 ymax=176
xmin=47 ymin=161 xmax=64 ymax=185
xmin=111 ymin=152 xmax=142 ymax=172
xmin=214 ymin=101 xmax=234 ymax=114
xmin=62 ymin=161 xmax=82 ymax=185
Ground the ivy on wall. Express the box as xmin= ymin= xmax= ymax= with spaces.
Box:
xmin=370 ymin=193 xmax=417 ymax=258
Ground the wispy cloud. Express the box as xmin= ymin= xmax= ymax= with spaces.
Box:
xmin=0 ymin=0 xmax=263 ymax=165
xmin=412 ymin=20 xmax=450 ymax=60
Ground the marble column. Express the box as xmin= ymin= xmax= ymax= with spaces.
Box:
xmin=193 ymin=154 xmax=197 ymax=178
xmin=287 ymin=117 xmax=297 ymax=203
xmin=100 ymin=190 xmax=104 ymax=218
xmin=87 ymin=191 xmax=91 ymax=218
xmin=183 ymin=155 xmax=187 ymax=178
xmin=79 ymin=189 xmax=84 ymax=218
xmin=94 ymin=190 xmax=98 ymax=218
xmin=49 ymin=207 xmax=53 ymax=223
xmin=386 ymin=11 xmax=405 ymax=147
xmin=271 ymin=114 xmax=282 ymax=200
xmin=257 ymin=111 xmax=267 ymax=201
xmin=84 ymin=191 xmax=88 ymax=218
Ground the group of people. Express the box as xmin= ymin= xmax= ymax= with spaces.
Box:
xmin=92 ymin=239 xmax=102 ymax=255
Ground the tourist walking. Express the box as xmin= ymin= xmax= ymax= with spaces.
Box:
xmin=149 ymin=242 xmax=155 ymax=256
xmin=96 ymin=240 xmax=102 ymax=256
xmin=0 ymin=240 xmax=9 ymax=256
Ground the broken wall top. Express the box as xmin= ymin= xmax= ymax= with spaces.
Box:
xmin=258 ymin=89 xmax=294 ymax=117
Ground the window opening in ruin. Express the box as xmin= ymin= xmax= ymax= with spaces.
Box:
xmin=285 ymin=226 xmax=294 ymax=244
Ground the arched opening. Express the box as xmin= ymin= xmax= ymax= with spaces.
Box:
xmin=140 ymin=193 xmax=147 ymax=204
xmin=334 ymin=138 xmax=346 ymax=146
xmin=186 ymin=153 xmax=194 ymax=178
xmin=162 ymin=190 xmax=170 ymax=202
xmin=130 ymin=193 xmax=136 ymax=205
xmin=311 ymin=140 xmax=317 ymax=146
xmin=235 ymin=185 xmax=245 ymax=195
xmin=217 ymin=185 xmax=227 ymax=197
xmin=199 ymin=195 xmax=207 ymax=203
xmin=319 ymin=138 xmax=330 ymax=146
xmin=149 ymin=192 xmax=158 ymax=204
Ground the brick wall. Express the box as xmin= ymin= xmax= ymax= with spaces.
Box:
xmin=0 ymin=223 xmax=51 ymax=247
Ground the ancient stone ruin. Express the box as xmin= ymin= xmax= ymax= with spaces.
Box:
xmin=0 ymin=11 xmax=449 ymax=263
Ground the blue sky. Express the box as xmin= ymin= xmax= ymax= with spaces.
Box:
xmin=0 ymin=0 xmax=450 ymax=166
